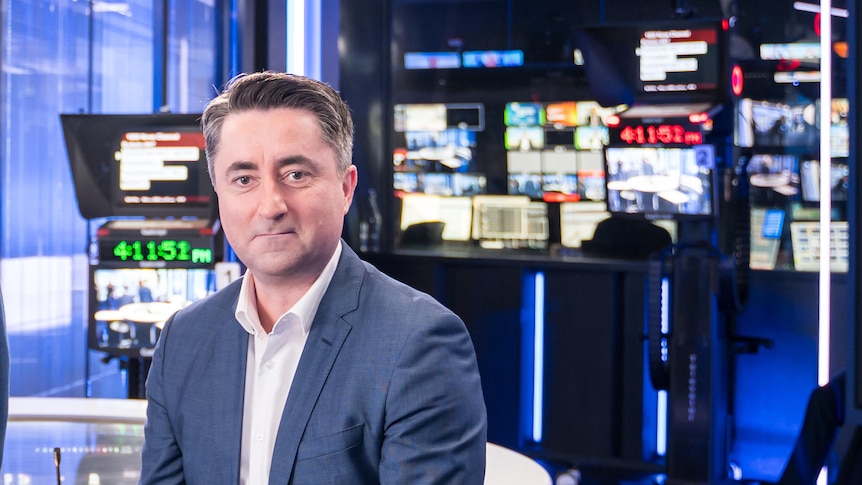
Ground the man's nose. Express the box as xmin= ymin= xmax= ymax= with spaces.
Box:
xmin=257 ymin=177 xmax=288 ymax=219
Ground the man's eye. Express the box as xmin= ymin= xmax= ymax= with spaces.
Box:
xmin=236 ymin=176 xmax=251 ymax=185
xmin=287 ymin=171 xmax=306 ymax=181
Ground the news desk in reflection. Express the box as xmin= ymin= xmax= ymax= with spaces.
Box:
xmin=1 ymin=397 xmax=552 ymax=485
xmin=607 ymin=173 xmax=706 ymax=213
xmin=93 ymin=301 xmax=184 ymax=350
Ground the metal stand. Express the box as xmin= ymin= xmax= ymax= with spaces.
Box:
xmin=664 ymin=247 xmax=729 ymax=484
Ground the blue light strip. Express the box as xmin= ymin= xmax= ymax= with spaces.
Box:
xmin=228 ymin=0 xmax=240 ymax=77
xmin=532 ymin=271 xmax=545 ymax=443
xmin=657 ymin=277 xmax=669 ymax=456
xmin=657 ymin=390 xmax=667 ymax=456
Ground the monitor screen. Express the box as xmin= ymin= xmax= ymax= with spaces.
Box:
xmin=61 ymin=113 xmax=215 ymax=220
xmin=604 ymin=145 xmax=714 ymax=218
xmin=399 ymin=194 xmax=473 ymax=242
xmin=577 ymin=19 xmax=726 ymax=106
xmin=90 ymin=267 xmax=215 ymax=355
xmin=747 ymin=153 xmax=800 ymax=205
xmin=735 ymin=98 xmax=818 ymax=148
xmin=800 ymin=160 xmax=849 ymax=202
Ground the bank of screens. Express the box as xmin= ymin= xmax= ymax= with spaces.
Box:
xmin=504 ymin=100 xmax=623 ymax=203
xmin=393 ymin=103 xmax=487 ymax=198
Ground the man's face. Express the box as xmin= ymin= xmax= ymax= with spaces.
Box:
xmin=211 ymin=108 xmax=357 ymax=285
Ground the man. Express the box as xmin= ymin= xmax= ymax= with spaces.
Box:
xmin=140 ymin=71 xmax=487 ymax=484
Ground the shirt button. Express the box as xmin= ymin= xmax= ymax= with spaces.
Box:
xmin=265 ymin=361 xmax=275 ymax=370
xmin=256 ymin=433 xmax=264 ymax=442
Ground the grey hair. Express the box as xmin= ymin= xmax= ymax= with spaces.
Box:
xmin=201 ymin=71 xmax=354 ymax=185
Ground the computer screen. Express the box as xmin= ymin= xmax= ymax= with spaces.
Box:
xmin=61 ymin=113 xmax=215 ymax=220
xmin=604 ymin=145 xmax=714 ymax=218
xmin=399 ymin=194 xmax=473 ymax=242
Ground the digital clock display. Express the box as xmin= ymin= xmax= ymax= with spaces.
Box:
xmin=611 ymin=123 xmax=703 ymax=146
xmin=98 ymin=238 xmax=214 ymax=268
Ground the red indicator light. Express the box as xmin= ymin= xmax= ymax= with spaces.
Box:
xmin=688 ymin=112 xmax=710 ymax=124
xmin=606 ymin=115 xmax=621 ymax=127
xmin=731 ymin=65 xmax=744 ymax=96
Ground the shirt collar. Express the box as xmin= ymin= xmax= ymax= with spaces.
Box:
xmin=235 ymin=241 xmax=343 ymax=336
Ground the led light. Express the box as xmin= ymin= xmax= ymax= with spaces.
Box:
xmin=532 ymin=271 xmax=545 ymax=443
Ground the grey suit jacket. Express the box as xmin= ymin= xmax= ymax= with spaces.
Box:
xmin=140 ymin=243 xmax=487 ymax=484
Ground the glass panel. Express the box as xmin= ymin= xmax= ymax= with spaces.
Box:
xmin=0 ymin=0 xmax=217 ymax=398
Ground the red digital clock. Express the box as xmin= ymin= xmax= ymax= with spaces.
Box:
xmin=612 ymin=123 xmax=703 ymax=146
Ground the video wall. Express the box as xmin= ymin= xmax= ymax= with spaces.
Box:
xmin=391 ymin=98 xmax=623 ymax=249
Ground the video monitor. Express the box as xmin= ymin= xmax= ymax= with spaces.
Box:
xmin=540 ymin=150 xmax=579 ymax=202
xmin=507 ymin=173 xmax=543 ymax=198
xmin=61 ymin=113 xmax=215 ymax=220
xmin=575 ymin=126 xmax=609 ymax=150
xmin=544 ymin=129 xmax=575 ymax=148
xmin=90 ymin=267 xmax=215 ymax=356
xmin=545 ymin=102 xmax=579 ymax=127
xmin=505 ymin=126 xmax=545 ymax=151
xmin=470 ymin=195 xmax=548 ymax=250
xmin=399 ymin=194 xmax=473 ymax=242
xmin=831 ymin=98 xmax=849 ymax=158
xmin=461 ymin=50 xmax=524 ymax=68
xmin=604 ymin=145 xmax=714 ymax=218
xmin=394 ymin=172 xmax=419 ymax=194
xmin=747 ymin=154 xmax=800 ymax=205
xmin=504 ymin=102 xmax=545 ymax=126
xmin=735 ymin=98 xmax=818 ymax=148
xmin=576 ymin=19 xmax=726 ymax=106
xmin=800 ymin=160 xmax=849 ymax=202
xmin=401 ymin=129 xmax=478 ymax=172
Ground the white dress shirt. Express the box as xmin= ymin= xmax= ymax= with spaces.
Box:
xmin=235 ymin=242 xmax=342 ymax=485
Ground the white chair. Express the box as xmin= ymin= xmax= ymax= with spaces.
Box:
xmin=485 ymin=442 xmax=553 ymax=485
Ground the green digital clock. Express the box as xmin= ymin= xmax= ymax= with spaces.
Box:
xmin=98 ymin=237 xmax=214 ymax=268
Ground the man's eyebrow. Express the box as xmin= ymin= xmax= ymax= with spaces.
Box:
xmin=275 ymin=155 xmax=314 ymax=169
xmin=224 ymin=155 xmax=314 ymax=175
xmin=225 ymin=160 xmax=257 ymax=173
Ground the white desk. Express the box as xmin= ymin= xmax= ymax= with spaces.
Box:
xmin=485 ymin=442 xmax=553 ymax=485
xmin=6 ymin=398 xmax=552 ymax=485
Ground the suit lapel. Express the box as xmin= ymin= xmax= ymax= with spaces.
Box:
xmin=206 ymin=286 xmax=249 ymax=482
xmin=267 ymin=244 xmax=364 ymax=484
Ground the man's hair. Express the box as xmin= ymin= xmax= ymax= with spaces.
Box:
xmin=201 ymin=71 xmax=354 ymax=185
